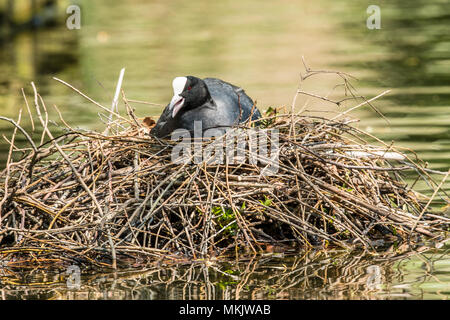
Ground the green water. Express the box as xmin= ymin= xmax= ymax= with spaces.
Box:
xmin=0 ymin=0 xmax=449 ymax=299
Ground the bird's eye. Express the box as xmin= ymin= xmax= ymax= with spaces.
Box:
xmin=187 ymin=86 xmax=192 ymax=91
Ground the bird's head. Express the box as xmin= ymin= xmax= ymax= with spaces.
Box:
xmin=169 ymin=76 xmax=210 ymax=118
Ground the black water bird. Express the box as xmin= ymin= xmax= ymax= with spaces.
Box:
xmin=150 ymin=76 xmax=261 ymax=138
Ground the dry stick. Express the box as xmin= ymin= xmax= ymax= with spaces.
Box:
xmin=0 ymin=116 xmax=37 ymax=153
xmin=301 ymin=56 xmax=357 ymax=81
xmin=126 ymin=99 xmax=163 ymax=106
xmin=122 ymin=91 xmax=142 ymax=129
xmin=296 ymin=91 xmax=344 ymax=106
xmin=52 ymin=104 xmax=77 ymax=132
xmin=0 ymin=110 xmax=22 ymax=221
xmin=112 ymin=68 xmax=125 ymax=116
xmin=285 ymin=136 xmax=410 ymax=172
xmin=104 ymin=68 xmax=125 ymax=136
xmin=330 ymin=90 xmax=391 ymax=122
xmin=38 ymin=92 xmax=49 ymax=147
xmin=199 ymin=163 xmax=216 ymax=256
xmin=410 ymin=169 xmax=450 ymax=235
xmin=0 ymin=108 xmax=39 ymax=180
xmin=177 ymin=206 xmax=198 ymax=258
xmin=290 ymin=78 xmax=302 ymax=136
xmin=103 ymin=144 xmax=118 ymax=269
xmin=21 ymin=88 xmax=35 ymax=132
xmin=297 ymin=57 xmax=390 ymax=128
xmin=133 ymin=152 xmax=140 ymax=199
xmin=52 ymin=77 xmax=132 ymax=125
xmin=107 ymin=229 xmax=117 ymax=270
xmin=31 ymin=82 xmax=104 ymax=217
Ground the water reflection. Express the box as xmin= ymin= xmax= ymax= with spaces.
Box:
xmin=0 ymin=244 xmax=448 ymax=300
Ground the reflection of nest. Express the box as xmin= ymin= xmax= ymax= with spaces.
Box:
xmin=0 ymin=78 xmax=449 ymax=270
xmin=0 ymin=244 xmax=446 ymax=299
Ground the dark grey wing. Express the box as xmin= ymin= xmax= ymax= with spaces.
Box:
xmin=150 ymin=103 xmax=176 ymax=138
xmin=227 ymin=82 xmax=261 ymax=122
xmin=237 ymin=87 xmax=261 ymax=122
xmin=203 ymin=78 xmax=261 ymax=124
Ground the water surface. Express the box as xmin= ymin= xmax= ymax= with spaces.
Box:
xmin=1 ymin=244 xmax=448 ymax=300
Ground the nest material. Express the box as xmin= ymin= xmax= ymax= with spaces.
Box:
xmin=0 ymin=83 xmax=449 ymax=270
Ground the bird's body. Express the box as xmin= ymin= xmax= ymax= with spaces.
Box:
xmin=150 ymin=76 xmax=261 ymax=138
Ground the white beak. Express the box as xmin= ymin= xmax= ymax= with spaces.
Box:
xmin=170 ymin=76 xmax=188 ymax=118
xmin=169 ymin=95 xmax=185 ymax=118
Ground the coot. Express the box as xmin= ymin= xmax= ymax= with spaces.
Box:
xmin=150 ymin=76 xmax=261 ymax=138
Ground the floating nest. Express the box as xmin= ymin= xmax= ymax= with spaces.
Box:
xmin=0 ymin=79 xmax=449 ymax=270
